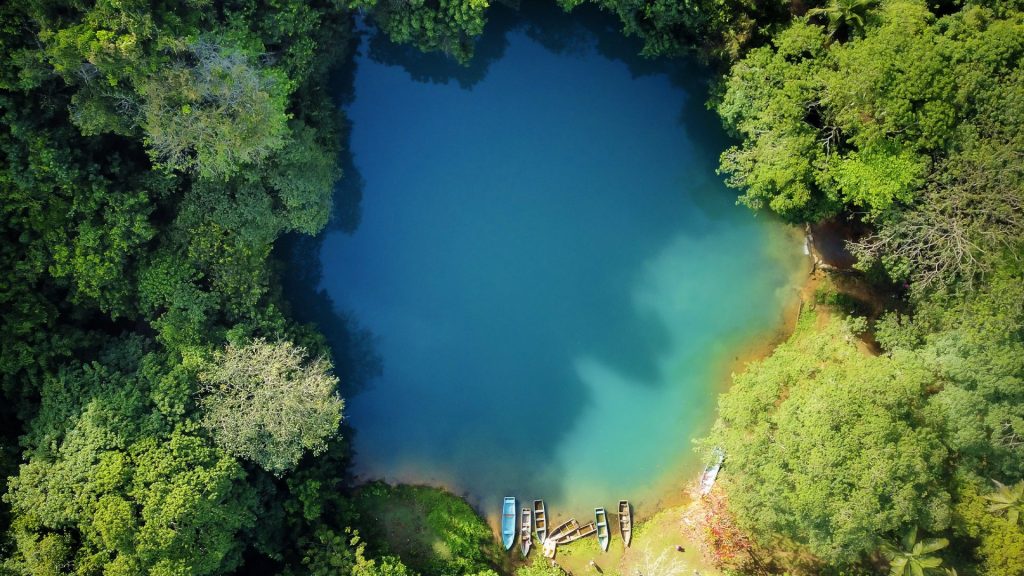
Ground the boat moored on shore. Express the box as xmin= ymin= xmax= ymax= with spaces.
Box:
xmin=502 ymin=497 xmax=516 ymax=550
xmin=520 ymin=507 xmax=532 ymax=557
xmin=533 ymin=500 xmax=547 ymax=544
xmin=546 ymin=518 xmax=578 ymax=543
xmin=559 ymin=520 xmax=596 ymax=544
xmin=618 ymin=500 xmax=632 ymax=547
xmin=595 ymin=507 xmax=610 ymax=551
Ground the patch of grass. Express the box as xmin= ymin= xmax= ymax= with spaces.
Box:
xmin=814 ymin=282 xmax=870 ymax=318
xmin=353 ymin=482 xmax=504 ymax=576
xmin=554 ymin=504 xmax=716 ymax=576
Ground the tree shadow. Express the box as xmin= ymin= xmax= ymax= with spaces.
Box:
xmin=360 ymin=0 xmax=732 ymax=209
xmin=278 ymin=33 xmax=382 ymax=399
xmin=324 ymin=32 xmax=367 ymax=234
xmin=279 ymin=233 xmax=382 ymax=399
xmin=364 ymin=17 xmax=513 ymax=90
xmin=363 ymin=1 xmax=679 ymax=89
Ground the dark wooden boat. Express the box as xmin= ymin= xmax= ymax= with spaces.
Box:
xmin=520 ymin=507 xmax=532 ymax=557
xmin=533 ymin=500 xmax=547 ymax=544
xmin=558 ymin=521 xmax=596 ymax=544
xmin=618 ymin=500 xmax=632 ymax=547
xmin=501 ymin=497 xmax=516 ymax=550
xmin=595 ymin=507 xmax=610 ymax=552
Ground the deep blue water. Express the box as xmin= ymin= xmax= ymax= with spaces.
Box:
xmin=287 ymin=4 xmax=805 ymax=520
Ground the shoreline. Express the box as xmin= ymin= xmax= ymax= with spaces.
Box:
xmin=717 ymin=224 xmax=816 ymax=390
xmin=550 ymin=223 xmax=816 ymax=575
xmin=349 ymin=224 xmax=820 ymax=575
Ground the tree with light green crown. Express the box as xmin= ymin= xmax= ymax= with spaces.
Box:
xmin=199 ymin=338 xmax=344 ymax=475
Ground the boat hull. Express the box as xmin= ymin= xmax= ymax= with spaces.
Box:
xmin=520 ymin=507 xmax=532 ymax=557
xmin=546 ymin=518 xmax=578 ymax=543
xmin=618 ymin=500 xmax=632 ymax=547
xmin=533 ymin=500 xmax=547 ymax=544
xmin=501 ymin=497 xmax=516 ymax=550
xmin=595 ymin=507 xmax=610 ymax=552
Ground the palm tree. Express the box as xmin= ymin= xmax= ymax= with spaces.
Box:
xmin=983 ymin=479 xmax=1024 ymax=526
xmin=881 ymin=527 xmax=950 ymax=576
xmin=806 ymin=0 xmax=879 ymax=39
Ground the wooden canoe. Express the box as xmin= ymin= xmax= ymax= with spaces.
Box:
xmin=595 ymin=507 xmax=610 ymax=552
xmin=520 ymin=507 xmax=532 ymax=557
xmin=501 ymin=497 xmax=516 ymax=550
xmin=618 ymin=500 xmax=632 ymax=547
xmin=554 ymin=521 xmax=583 ymax=543
xmin=546 ymin=518 xmax=578 ymax=543
xmin=533 ymin=500 xmax=547 ymax=544
xmin=559 ymin=521 xmax=596 ymax=544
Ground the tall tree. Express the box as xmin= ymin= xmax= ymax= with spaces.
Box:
xmin=704 ymin=317 xmax=950 ymax=565
xmin=199 ymin=338 xmax=343 ymax=475
xmin=140 ymin=39 xmax=291 ymax=179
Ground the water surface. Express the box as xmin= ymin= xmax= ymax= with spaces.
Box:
xmin=288 ymin=4 xmax=805 ymax=521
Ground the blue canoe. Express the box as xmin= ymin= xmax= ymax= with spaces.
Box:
xmin=595 ymin=507 xmax=610 ymax=552
xmin=502 ymin=497 xmax=516 ymax=550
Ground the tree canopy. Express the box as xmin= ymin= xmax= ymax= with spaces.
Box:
xmin=199 ymin=338 xmax=343 ymax=475
xmin=706 ymin=317 xmax=950 ymax=564
xmin=1 ymin=0 xmax=1022 ymax=574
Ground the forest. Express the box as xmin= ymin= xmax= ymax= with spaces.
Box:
xmin=0 ymin=0 xmax=1020 ymax=574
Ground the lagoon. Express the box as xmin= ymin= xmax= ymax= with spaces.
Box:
xmin=286 ymin=4 xmax=805 ymax=521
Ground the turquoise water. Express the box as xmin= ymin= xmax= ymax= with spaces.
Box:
xmin=288 ymin=5 xmax=805 ymax=521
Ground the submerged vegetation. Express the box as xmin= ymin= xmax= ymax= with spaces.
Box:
xmin=0 ymin=0 xmax=1020 ymax=574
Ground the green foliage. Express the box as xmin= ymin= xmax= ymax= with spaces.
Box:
xmin=3 ymin=341 xmax=257 ymax=575
xmin=825 ymin=142 xmax=926 ymax=215
xmin=0 ymin=0 xmax=353 ymax=570
xmin=715 ymin=0 xmax=1024 ymax=266
xmin=850 ymin=65 xmax=1024 ymax=288
xmin=912 ymin=270 xmax=1024 ymax=480
xmin=716 ymin=21 xmax=836 ymax=222
xmin=270 ymin=121 xmax=339 ymax=235
xmin=982 ymin=480 xmax=1024 ymax=526
xmin=706 ymin=255 xmax=1024 ymax=571
xmin=354 ymin=483 xmax=502 ymax=576
xmin=880 ymin=527 xmax=950 ymax=576
xmin=0 ymin=90 xmax=164 ymax=323
xmin=806 ymin=0 xmax=880 ymax=39
xmin=560 ymin=0 xmax=788 ymax=59
xmin=199 ymin=338 xmax=343 ymax=475
xmin=2 ymin=0 xmax=1022 ymax=574
xmin=813 ymin=280 xmax=870 ymax=318
xmin=952 ymin=481 xmax=1024 ymax=576
xmin=141 ymin=39 xmax=291 ymax=179
xmin=353 ymin=553 xmax=416 ymax=576
xmin=371 ymin=0 xmax=490 ymax=63
xmin=516 ymin=555 xmax=568 ymax=576
xmin=706 ymin=317 xmax=950 ymax=565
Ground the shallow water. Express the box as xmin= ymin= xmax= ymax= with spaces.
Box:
xmin=287 ymin=4 xmax=805 ymax=522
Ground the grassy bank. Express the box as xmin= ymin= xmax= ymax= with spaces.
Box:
xmin=554 ymin=504 xmax=720 ymax=576
xmin=353 ymin=482 xmax=508 ymax=576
